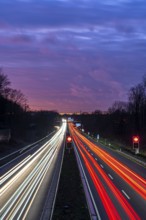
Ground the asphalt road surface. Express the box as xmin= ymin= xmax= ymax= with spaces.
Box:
xmin=69 ymin=124 xmax=146 ymax=220
xmin=1 ymin=123 xmax=66 ymax=220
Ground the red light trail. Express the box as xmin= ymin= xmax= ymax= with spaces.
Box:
xmin=71 ymin=125 xmax=146 ymax=200
xmin=69 ymin=124 xmax=143 ymax=219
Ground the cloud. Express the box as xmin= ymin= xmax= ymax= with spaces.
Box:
xmin=0 ymin=0 xmax=146 ymax=112
xmin=0 ymin=0 xmax=145 ymax=28
xmin=11 ymin=34 xmax=34 ymax=44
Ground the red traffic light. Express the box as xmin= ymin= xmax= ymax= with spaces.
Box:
xmin=66 ymin=136 xmax=72 ymax=143
xmin=133 ymin=136 xmax=139 ymax=143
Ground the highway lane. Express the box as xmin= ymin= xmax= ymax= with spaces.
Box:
xmin=0 ymin=130 xmax=56 ymax=170
xmin=69 ymin=124 xmax=146 ymax=220
xmin=1 ymin=123 xmax=66 ymax=220
xmin=85 ymin=135 xmax=146 ymax=178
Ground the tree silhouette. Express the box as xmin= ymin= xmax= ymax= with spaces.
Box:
xmin=128 ymin=83 xmax=145 ymax=134
xmin=0 ymin=68 xmax=11 ymax=97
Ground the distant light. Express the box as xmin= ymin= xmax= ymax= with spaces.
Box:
xmin=66 ymin=136 xmax=72 ymax=143
xmin=68 ymin=117 xmax=74 ymax=122
xmin=76 ymin=123 xmax=81 ymax=127
xmin=62 ymin=119 xmax=66 ymax=123
xmin=133 ymin=136 xmax=139 ymax=143
xmin=54 ymin=126 xmax=60 ymax=130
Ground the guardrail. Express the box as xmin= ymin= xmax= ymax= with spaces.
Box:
xmin=73 ymin=141 xmax=101 ymax=220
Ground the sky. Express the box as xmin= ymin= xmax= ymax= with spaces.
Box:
xmin=0 ymin=0 xmax=146 ymax=113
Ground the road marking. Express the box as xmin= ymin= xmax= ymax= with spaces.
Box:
xmin=122 ymin=190 xmax=130 ymax=200
xmin=100 ymin=164 xmax=104 ymax=168
xmin=108 ymin=174 xmax=113 ymax=180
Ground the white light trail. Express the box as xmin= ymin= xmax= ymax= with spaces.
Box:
xmin=1 ymin=122 xmax=67 ymax=220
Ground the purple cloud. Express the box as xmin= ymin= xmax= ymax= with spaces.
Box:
xmin=0 ymin=0 xmax=146 ymax=112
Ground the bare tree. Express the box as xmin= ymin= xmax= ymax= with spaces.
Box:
xmin=143 ymin=74 xmax=146 ymax=88
xmin=128 ymin=83 xmax=145 ymax=133
xmin=7 ymin=89 xmax=29 ymax=111
xmin=108 ymin=101 xmax=128 ymax=114
xmin=92 ymin=110 xmax=102 ymax=115
xmin=0 ymin=68 xmax=11 ymax=97
xmin=0 ymin=68 xmax=29 ymax=111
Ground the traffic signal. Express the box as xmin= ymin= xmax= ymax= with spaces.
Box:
xmin=133 ymin=136 xmax=139 ymax=143
xmin=66 ymin=136 xmax=72 ymax=143
xmin=66 ymin=135 xmax=72 ymax=151
xmin=132 ymin=136 xmax=139 ymax=149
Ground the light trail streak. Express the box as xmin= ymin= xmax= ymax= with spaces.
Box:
xmin=1 ymin=122 xmax=66 ymax=219
xmin=72 ymin=126 xmax=146 ymax=200
xmin=10 ymin=146 xmax=58 ymax=220
xmin=73 ymin=134 xmax=121 ymax=220
xmin=75 ymin=135 xmax=140 ymax=219
xmin=1 ymin=155 xmax=31 ymax=183
xmin=70 ymin=125 xmax=141 ymax=219
xmin=1 ymin=140 xmax=56 ymax=196
xmin=73 ymin=141 xmax=102 ymax=220
xmin=1 ymin=142 xmax=57 ymax=218
xmin=21 ymin=142 xmax=63 ymax=220
xmin=1 ymin=123 xmax=65 ymax=194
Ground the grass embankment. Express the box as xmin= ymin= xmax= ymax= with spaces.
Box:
xmin=87 ymin=135 xmax=146 ymax=161
xmin=99 ymin=137 xmax=146 ymax=159
xmin=52 ymin=146 xmax=90 ymax=220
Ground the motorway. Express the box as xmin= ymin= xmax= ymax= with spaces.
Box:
xmin=69 ymin=124 xmax=146 ymax=220
xmin=0 ymin=123 xmax=66 ymax=220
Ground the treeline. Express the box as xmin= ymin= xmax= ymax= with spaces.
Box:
xmin=0 ymin=68 xmax=60 ymax=143
xmin=73 ymin=74 xmax=146 ymax=150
